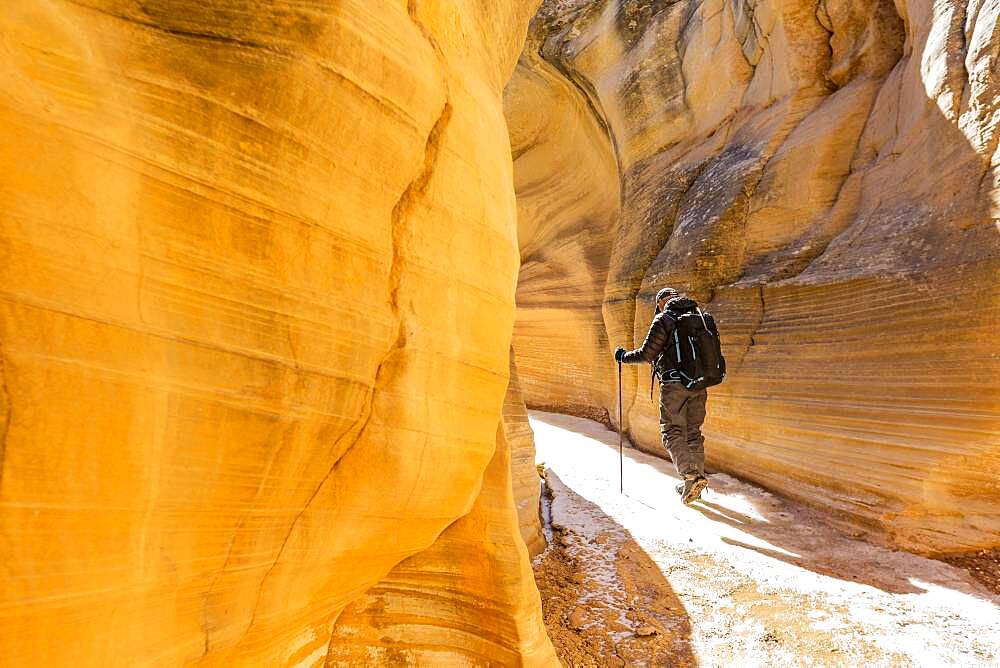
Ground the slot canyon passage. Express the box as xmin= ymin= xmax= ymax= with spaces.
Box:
xmin=0 ymin=0 xmax=998 ymax=666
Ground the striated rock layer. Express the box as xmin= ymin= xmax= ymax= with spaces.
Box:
xmin=506 ymin=0 xmax=1000 ymax=553
xmin=0 ymin=1 xmax=552 ymax=666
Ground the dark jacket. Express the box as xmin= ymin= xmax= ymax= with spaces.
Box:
xmin=621 ymin=297 xmax=703 ymax=378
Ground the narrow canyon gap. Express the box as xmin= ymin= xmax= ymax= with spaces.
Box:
xmin=505 ymin=0 xmax=1000 ymax=554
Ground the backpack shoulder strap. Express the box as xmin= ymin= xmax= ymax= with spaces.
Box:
xmin=695 ymin=307 xmax=709 ymax=331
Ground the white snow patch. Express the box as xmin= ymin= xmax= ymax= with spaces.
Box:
xmin=531 ymin=410 xmax=1000 ymax=666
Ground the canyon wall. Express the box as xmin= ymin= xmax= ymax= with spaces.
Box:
xmin=506 ymin=349 xmax=548 ymax=558
xmin=0 ymin=1 xmax=552 ymax=666
xmin=506 ymin=0 xmax=1000 ymax=554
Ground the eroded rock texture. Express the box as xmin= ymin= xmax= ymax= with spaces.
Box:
xmin=506 ymin=0 xmax=1000 ymax=553
xmin=0 ymin=1 xmax=551 ymax=665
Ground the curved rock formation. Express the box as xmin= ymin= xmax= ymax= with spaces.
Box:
xmin=506 ymin=0 xmax=999 ymax=554
xmin=0 ymin=1 xmax=551 ymax=665
xmin=327 ymin=351 xmax=553 ymax=665
xmin=505 ymin=31 xmax=621 ymax=423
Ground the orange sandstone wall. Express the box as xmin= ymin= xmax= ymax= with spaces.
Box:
xmin=506 ymin=0 xmax=1000 ymax=554
xmin=0 ymin=1 xmax=550 ymax=665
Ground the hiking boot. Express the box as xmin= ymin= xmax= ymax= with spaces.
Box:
xmin=680 ymin=476 xmax=708 ymax=505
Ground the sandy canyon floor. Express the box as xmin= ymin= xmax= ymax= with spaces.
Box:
xmin=529 ymin=411 xmax=1000 ymax=667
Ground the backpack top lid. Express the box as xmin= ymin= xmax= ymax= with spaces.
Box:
xmin=665 ymin=297 xmax=698 ymax=314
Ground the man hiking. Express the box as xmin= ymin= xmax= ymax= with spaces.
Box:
xmin=614 ymin=287 xmax=725 ymax=505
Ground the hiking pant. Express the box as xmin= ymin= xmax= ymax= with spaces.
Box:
xmin=659 ymin=382 xmax=707 ymax=479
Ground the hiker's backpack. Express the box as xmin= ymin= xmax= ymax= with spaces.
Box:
xmin=659 ymin=304 xmax=726 ymax=391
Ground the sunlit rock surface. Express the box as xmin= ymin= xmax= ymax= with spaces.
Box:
xmin=0 ymin=1 xmax=550 ymax=665
xmin=506 ymin=0 xmax=999 ymax=553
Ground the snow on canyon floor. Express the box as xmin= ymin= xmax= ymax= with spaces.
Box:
xmin=528 ymin=411 xmax=1000 ymax=667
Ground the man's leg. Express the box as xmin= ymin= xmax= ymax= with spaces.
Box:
xmin=659 ymin=384 xmax=699 ymax=479
xmin=685 ymin=389 xmax=708 ymax=478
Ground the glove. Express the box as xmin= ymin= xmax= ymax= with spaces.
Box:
xmin=614 ymin=347 xmax=626 ymax=363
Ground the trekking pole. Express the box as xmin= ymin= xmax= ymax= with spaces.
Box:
xmin=618 ymin=360 xmax=623 ymax=494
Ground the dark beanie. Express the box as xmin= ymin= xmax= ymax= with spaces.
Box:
xmin=655 ymin=287 xmax=679 ymax=306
